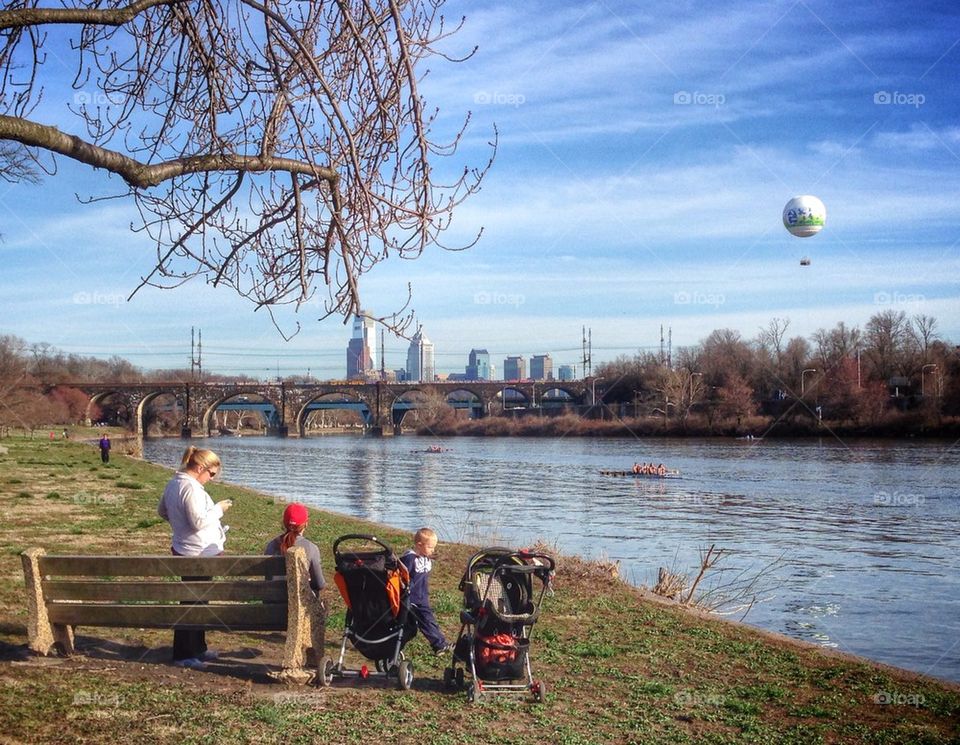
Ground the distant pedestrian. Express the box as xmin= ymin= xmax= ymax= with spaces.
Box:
xmin=98 ymin=435 xmax=111 ymax=463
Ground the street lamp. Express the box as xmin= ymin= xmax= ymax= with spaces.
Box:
xmin=591 ymin=377 xmax=605 ymax=407
xmin=801 ymin=368 xmax=816 ymax=396
xmin=921 ymin=364 xmax=937 ymax=397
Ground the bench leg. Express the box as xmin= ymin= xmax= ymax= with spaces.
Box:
xmin=21 ymin=548 xmax=56 ymax=655
xmin=270 ymin=547 xmax=322 ymax=685
xmin=52 ymin=623 xmax=75 ymax=656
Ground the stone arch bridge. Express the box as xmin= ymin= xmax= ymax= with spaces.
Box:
xmin=72 ymin=380 xmax=594 ymax=437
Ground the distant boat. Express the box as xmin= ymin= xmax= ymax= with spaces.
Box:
xmin=413 ymin=447 xmax=452 ymax=454
xmin=600 ymin=469 xmax=681 ymax=479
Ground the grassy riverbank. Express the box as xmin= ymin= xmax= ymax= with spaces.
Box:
xmin=0 ymin=435 xmax=957 ymax=744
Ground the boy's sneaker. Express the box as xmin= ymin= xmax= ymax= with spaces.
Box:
xmin=173 ymin=657 xmax=207 ymax=670
xmin=199 ymin=650 xmax=219 ymax=662
xmin=434 ymin=644 xmax=453 ymax=657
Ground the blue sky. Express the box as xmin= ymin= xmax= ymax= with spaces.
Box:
xmin=1 ymin=0 xmax=958 ymax=379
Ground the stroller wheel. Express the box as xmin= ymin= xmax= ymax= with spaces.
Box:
xmin=532 ymin=679 xmax=547 ymax=702
xmin=443 ymin=666 xmax=455 ymax=690
xmin=397 ymin=659 xmax=414 ymax=691
xmin=455 ymin=667 xmax=465 ymax=690
xmin=466 ymin=683 xmax=479 ymax=704
xmin=318 ymin=656 xmax=334 ymax=687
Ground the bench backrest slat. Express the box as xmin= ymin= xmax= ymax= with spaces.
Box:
xmin=39 ymin=555 xmax=285 ymax=577
xmin=44 ymin=579 xmax=289 ymax=603
xmin=46 ymin=602 xmax=288 ymax=631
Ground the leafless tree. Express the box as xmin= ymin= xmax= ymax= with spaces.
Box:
xmin=908 ymin=313 xmax=939 ymax=365
xmin=0 ymin=0 xmax=494 ymax=335
xmin=864 ymin=310 xmax=909 ymax=381
xmin=0 ymin=141 xmax=38 ymax=182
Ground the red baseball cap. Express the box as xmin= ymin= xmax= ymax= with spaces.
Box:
xmin=283 ymin=502 xmax=309 ymax=528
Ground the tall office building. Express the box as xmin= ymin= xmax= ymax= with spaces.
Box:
xmin=346 ymin=310 xmax=377 ymax=379
xmin=558 ymin=364 xmax=575 ymax=382
xmin=466 ymin=348 xmax=491 ymax=380
xmin=406 ymin=328 xmax=435 ymax=382
xmin=530 ymin=354 xmax=553 ymax=381
xmin=503 ymin=355 xmax=525 ymax=380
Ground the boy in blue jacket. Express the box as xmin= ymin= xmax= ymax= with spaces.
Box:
xmin=401 ymin=527 xmax=451 ymax=655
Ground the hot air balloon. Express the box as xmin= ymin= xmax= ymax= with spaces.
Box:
xmin=783 ymin=195 xmax=826 ymax=238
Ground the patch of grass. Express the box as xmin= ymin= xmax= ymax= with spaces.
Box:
xmin=570 ymin=640 xmax=617 ymax=658
xmin=115 ymin=481 xmax=145 ymax=490
xmin=45 ymin=491 xmax=62 ymax=500
xmin=135 ymin=518 xmax=164 ymax=530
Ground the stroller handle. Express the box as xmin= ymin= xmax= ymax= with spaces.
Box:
xmin=333 ymin=533 xmax=394 ymax=557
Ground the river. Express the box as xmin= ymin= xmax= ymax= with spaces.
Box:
xmin=142 ymin=435 xmax=960 ymax=683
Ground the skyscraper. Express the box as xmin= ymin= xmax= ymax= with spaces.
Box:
xmin=530 ymin=354 xmax=553 ymax=381
xmin=346 ymin=310 xmax=376 ymax=380
xmin=503 ymin=355 xmax=525 ymax=380
xmin=466 ymin=348 xmax=491 ymax=380
xmin=558 ymin=364 xmax=575 ymax=381
xmin=406 ymin=327 xmax=435 ymax=382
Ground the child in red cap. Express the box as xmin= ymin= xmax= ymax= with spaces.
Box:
xmin=265 ymin=503 xmax=326 ymax=593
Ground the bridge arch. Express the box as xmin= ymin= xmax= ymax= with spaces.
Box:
xmin=88 ymin=389 xmax=135 ymax=430
xmin=445 ymin=388 xmax=485 ymax=419
xmin=200 ymin=392 xmax=282 ymax=436
xmin=136 ymin=389 xmax=187 ymax=437
xmin=295 ymin=390 xmax=376 ymax=437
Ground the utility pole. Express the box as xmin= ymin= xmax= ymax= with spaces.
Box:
xmin=380 ymin=329 xmax=386 ymax=381
xmin=581 ymin=326 xmax=592 ymax=378
xmin=190 ymin=327 xmax=203 ymax=381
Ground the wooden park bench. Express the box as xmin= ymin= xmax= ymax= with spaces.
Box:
xmin=20 ymin=546 xmax=324 ymax=684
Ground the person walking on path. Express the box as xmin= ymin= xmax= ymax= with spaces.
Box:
xmin=98 ymin=435 xmax=111 ymax=463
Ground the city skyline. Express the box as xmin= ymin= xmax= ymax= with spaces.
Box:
xmin=2 ymin=0 xmax=958 ymax=377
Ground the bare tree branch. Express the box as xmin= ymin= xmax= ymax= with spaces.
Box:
xmin=0 ymin=0 xmax=494 ymax=334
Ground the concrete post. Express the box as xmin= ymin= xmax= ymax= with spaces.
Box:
xmin=21 ymin=547 xmax=74 ymax=656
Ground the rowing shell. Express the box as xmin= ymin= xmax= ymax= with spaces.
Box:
xmin=599 ymin=470 xmax=681 ymax=479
